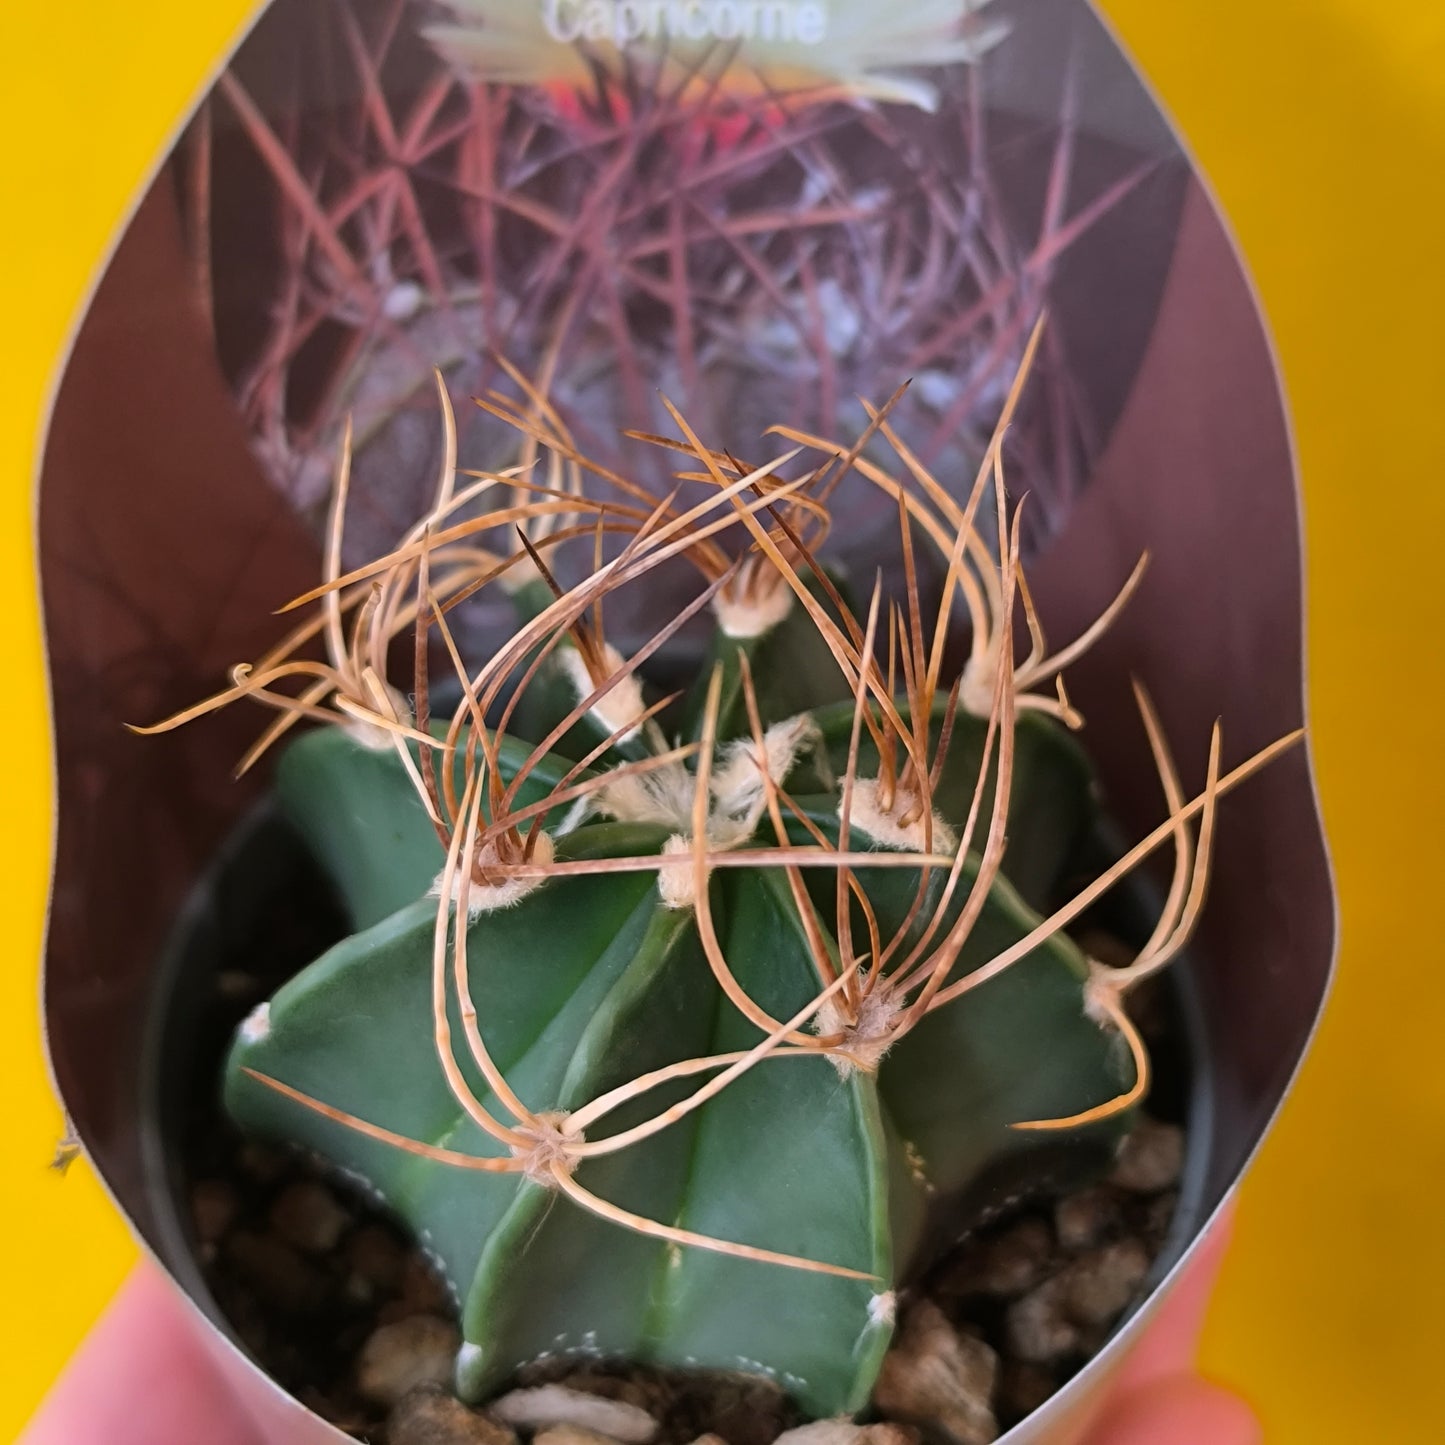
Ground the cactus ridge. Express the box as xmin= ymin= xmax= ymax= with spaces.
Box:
xmin=144 ymin=343 xmax=1301 ymax=1416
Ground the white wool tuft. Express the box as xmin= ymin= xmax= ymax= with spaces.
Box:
xmin=344 ymin=681 xmax=414 ymax=752
xmin=430 ymin=831 xmax=556 ymax=916
xmin=959 ymin=650 xmax=1001 ymax=719
xmin=710 ymin=714 xmax=819 ymax=828
xmin=240 ymin=1001 xmax=271 ymax=1044
xmin=714 ymin=578 xmax=795 ymax=639
xmin=657 ymin=833 xmax=705 ymax=910
xmin=815 ymin=982 xmax=901 ymax=1075
xmin=558 ymin=643 xmax=648 ymax=743
xmin=842 ymin=776 xmax=957 ymax=856
xmin=596 ymin=714 xmax=820 ymax=911
xmin=596 ymin=762 xmax=696 ymax=831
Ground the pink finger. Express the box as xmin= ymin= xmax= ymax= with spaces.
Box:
xmin=1110 ymin=1203 xmax=1237 ymax=1392
xmin=21 ymin=1264 xmax=263 ymax=1445
xmin=1082 ymin=1376 xmax=1262 ymax=1445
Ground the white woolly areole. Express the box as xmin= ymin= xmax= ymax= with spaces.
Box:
xmin=430 ymin=831 xmax=556 ymax=916
xmin=868 ymin=1291 xmax=897 ymax=1327
xmin=240 ymin=1001 xmax=271 ymax=1044
xmin=598 ymin=714 xmax=816 ymax=841
xmin=1083 ymin=959 xmax=1126 ymax=1025
xmin=711 ymin=714 xmax=819 ymax=827
xmin=600 ymin=715 xmax=819 ymax=909
xmin=959 ymin=651 xmax=1000 ymax=719
xmin=657 ymin=833 xmax=706 ymax=910
xmin=554 ymin=794 xmax=593 ymax=837
xmin=714 ymin=577 xmax=795 ymax=639
xmin=597 ymin=762 xmax=697 ymax=832
xmin=842 ymin=777 xmax=958 ymax=856
xmin=511 ymin=1112 xmax=579 ymax=1186
xmin=344 ymin=681 xmax=414 ymax=752
xmin=558 ymin=643 xmax=648 ymax=743
xmin=815 ymin=983 xmax=901 ymax=1076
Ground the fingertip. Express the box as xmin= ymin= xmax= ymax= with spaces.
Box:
xmin=21 ymin=1264 xmax=261 ymax=1445
xmin=1113 ymin=1203 xmax=1238 ymax=1388
xmin=1084 ymin=1375 xmax=1262 ymax=1445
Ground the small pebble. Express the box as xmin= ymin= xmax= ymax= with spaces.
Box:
xmin=1109 ymin=1119 xmax=1184 ymax=1194
xmin=190 ymin=1180 xmax=237 ymax=1246
xmin=356 ymin=1316 xmax=461 ymax=1407
xmin=700 ymin=1376 xmax=794 ymax=1445
xmin=1053 ymin=1186 xmax=1122 ymax=1253
xmin=237 ymin=1141 xmax=286 ymax=1183
xmin=551 ymin=1370 xmax=660 ymax=1414
xmin=297 ymin=1386 xmax=374 ymax=1437
xmin=536 ymin=1426 xmax=631 ymax=1445
xmin=773 ymin=1421 xmax=917 ymax=1445
xmin=347 ymin=1223 xmax=407 ymax=1300
xmin=269 ymin=1180 xmax=352 ymax=1254
xmin=995 ymin=1362 xmax=1057 ymax=1423
xmin=225 ymin=1231 xmax=330 ymax=1315
xmin=389 ymin=1385 xmax=518 ymax=1445
xmin=401 ymin=1252 xmax=453 ymax=1314
xmin=1005 ymin=1279 xmax=1082 ymax=1364
xmin=939 ymin=1218 xmax=1053 ymax=1300
xmin=488 ymin=1385 xmax=659 ymax=1444
xmin=1144 ymin=1190 xmax=1180 ymax=1242
xmin=872 ymin=1301 xmax=998 ymax=1445
xmin=1060 ymin=1241 xmax=1151 ymax=1327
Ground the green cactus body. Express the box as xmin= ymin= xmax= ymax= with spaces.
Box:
xmin=681 ymin=569 xmax=857 ymax=743
xmin=145 ymin=375 xmax=1230 ymax=1425
xmin=276 ymin=727 xmax=591 ymax=929
xmin=228 ymin=831 xmax=898 ymax=1413
xmin=791 ymin=697 xmax=1096 ymax=914
xmin=226 ymin=606 xmax=1135 ymax=1417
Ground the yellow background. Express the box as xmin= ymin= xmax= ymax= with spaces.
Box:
xmin=2 ymin=1 xmax=1442 ymax=1438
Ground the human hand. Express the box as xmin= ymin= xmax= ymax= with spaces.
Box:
xmin=21 ymin=1262 xmax=264 ymax=1445
xmin=1079 ymin=1208 xmax=1260 ymax=1445
xmin=23 ymin=1213 xmax=1259 ymax=1445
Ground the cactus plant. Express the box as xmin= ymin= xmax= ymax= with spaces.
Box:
xmin=139 ymin=353 xmax=1298 ymax=1421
